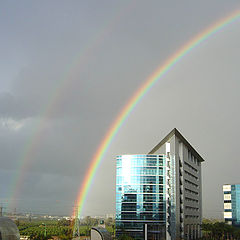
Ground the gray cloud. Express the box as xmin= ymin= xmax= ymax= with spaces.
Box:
xmin=1 ymin=0 xmax=240 ymax=218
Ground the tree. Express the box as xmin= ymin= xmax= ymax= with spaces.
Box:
xmin=105 ymin=217 xmax=115 ymax=226
xmin=201 ymin=220 xmax=240 ymax=239
xmin=81 ymin=216 xmax=97 ymax=236
xmin=57 ymin=219 xmax=71 ymax=226
xmin=118 ymin=234 xmax=134 ymax=240
xmin=15 ymin=219 xmax=20 ymax=227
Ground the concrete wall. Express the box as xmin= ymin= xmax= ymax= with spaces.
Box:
xmin=150 ymin=134 xmax=203 ymax=240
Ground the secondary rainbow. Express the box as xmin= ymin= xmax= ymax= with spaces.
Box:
xmin=8 ymin=1 xmax=137 ymax=210
xmin=74 ymin=9 xmax=240 ymax=217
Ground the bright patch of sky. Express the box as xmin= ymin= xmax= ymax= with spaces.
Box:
xmin=0 ymin=118 xmax=25 ymax=131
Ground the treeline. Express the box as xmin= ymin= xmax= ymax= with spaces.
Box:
xmin=17 ymin=220 xmax=73 ymax=240
xmin=16 ymin=217 xmax=114 ymax=240
xmin=202 ymin=221 xmax=240 ymax=239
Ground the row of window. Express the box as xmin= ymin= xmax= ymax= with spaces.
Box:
xmin=224 ymin=209 xmax=232 ymax=212
xmin=116 ymin=222 xmax=165 ymax=231
xmin=117 ymin=161 xmax=164 ymax=167
xmin=185 ymin=197 xmax=199 ymax=203
xmin=184 ymin=170 xmax=198 ymax=180
xmin=185 ymin=206 xmax=199 ymax=211
xmin=116 ymin=221 xmax=147 ymax=230
xmin=188 ymin=151 xmax=200 ymax=166
xmin=116 ymin=176 xmax=165 ymax=185
xmin=117 ymin=155 xmax=162 ymax=158
xmin=116 ymin=167 xmax=165 ymax=176
xmin=185 ymin=214 xmax=199 ymax=219
xmin=116 ymin=193 xmax=165 ymax=203
xmin=116 ymin=156 xmax=165 ymax=167
xmin=117 ymin=209 xmax=165 ymax=214
xmin=116 ymin=203 xmax=165 ymax=212
xmin=185 ymin=179 xmax=199 ymax=188
xmin=184 ymin=161 xmax=198 ymax=173
xmin=224 ymin=191 xmax=231 ymax=194
xmin=117 ymin=185 xmax=165 ymax=194
xmin=185 ymin=187 xmax=199 ymax=196
xmin=116 ymin=213 xmax=165 ymax=221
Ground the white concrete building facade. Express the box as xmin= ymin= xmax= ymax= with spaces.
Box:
xmin=149 ymin=128 xmax=204 ymax=239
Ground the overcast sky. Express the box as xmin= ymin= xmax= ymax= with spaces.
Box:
xmin=1 ymin=0 xmax=240 ymax=218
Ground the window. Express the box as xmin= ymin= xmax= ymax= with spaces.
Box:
xmin=185 ymin=187 xmax=199 ymax=195
xmin=184 ymin=161 xmax=198 ymax=173
xmin=185 ymin=197 xmax=198 ymax=203
xmin=185 ymin=179 xmax=198 ymax=188
xmin=184 ymin=170 xmax=198 ymax=180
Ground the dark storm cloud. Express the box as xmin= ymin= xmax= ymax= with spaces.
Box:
xmin=1 ymin=0 xmax=240 ymax=217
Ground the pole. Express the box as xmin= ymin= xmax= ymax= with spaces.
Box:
xmin=144 ymin=224 xmax=147 ymax=240
xmin=42 ymin=223 xmax=46 ymax=237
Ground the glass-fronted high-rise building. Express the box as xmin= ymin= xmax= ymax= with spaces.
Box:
xmin=116 ymin=128 xmax=204 ymax=240
xmin=223 ymin=184 xmax=240 ymax=226
xmin=116 ymin=154 xmax=167 ymax=239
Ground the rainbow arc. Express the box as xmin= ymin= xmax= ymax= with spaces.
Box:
xmin=74 ymin=10 xmax=240 ymax=217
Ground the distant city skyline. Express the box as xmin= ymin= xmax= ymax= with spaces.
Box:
xmin=1 ymin=1 xmax=240 ymax=218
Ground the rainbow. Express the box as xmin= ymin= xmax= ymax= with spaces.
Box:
xmin=74 ymin=10 xmax=240 ymax=217
xmin=8 ymin=1 xmax=137 ymax=210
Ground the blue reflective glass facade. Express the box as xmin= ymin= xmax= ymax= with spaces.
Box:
xmin=231 ymin=185 xmax=240 ymax=226
xmin=224 ymin=184 xmax=240 ymax=226
xmin=116 ymin=155 xmax=167 ymax=240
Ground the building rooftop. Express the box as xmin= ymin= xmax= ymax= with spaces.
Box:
xmin=148 ymin=128 xmax=205 ymax=162
xmin=91 ymin=227 xmax=112 ymax=240
xmin=0 ymin=217 xmax=20 ymax=240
